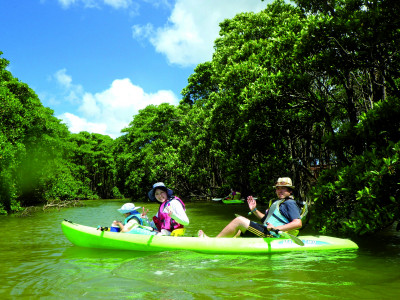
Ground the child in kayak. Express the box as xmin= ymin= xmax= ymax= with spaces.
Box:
xmin=146 ymin=182 xmax=189 ymax=236
xmin=198 ymin=177 xmax=302 ymax=238
xmin=112 ymin=203 xmax=157 ymax=235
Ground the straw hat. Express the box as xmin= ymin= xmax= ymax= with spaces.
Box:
xmin=273 ymin=177 xmax=295 ymax=189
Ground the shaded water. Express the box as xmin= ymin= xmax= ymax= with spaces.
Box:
xmin=1 ymin=200 xmax=400 ymax=299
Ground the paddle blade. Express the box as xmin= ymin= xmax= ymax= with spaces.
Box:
xmin=279 ymin=231 xmax=304 ymax=246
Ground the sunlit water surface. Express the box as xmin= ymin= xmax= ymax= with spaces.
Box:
xmin=1 ymin=200 xmax=399 ymax=299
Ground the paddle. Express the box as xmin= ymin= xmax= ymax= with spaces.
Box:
xmin=270 ymin=229 xmax=304 ymax=246
xmin=234 ymin=214 xmax=304 ymax=246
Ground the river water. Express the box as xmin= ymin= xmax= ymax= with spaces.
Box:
xmin=1 ymin=199 xmax=399 ymax=299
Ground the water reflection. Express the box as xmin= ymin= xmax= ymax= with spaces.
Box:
xmin=56 ymin=249 xmax=362 ymax=299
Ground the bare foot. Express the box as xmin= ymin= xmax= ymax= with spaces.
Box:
xmin=198 ymin=230 xmax=209 ymax=238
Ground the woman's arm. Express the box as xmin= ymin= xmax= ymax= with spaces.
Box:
xmin=167 ymin=199 xmax=189 ymax=225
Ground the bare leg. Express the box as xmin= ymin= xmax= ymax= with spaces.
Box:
xmin=216 ymin=216 xmax=250 ymax=238
xmin=198 ymin=217 xmax=250 ymax=238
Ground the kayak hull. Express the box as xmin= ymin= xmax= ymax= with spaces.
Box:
xmin=61 ymin=220 xmax=358 ymax=254
xmin=222 ymin=199 xmax=244 ymax=204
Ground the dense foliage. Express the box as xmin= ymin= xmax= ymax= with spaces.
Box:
xmin=1 ymin=0 xmax=399 ymax=237
xmin=0 ymin=58 xmax=122 ymax=214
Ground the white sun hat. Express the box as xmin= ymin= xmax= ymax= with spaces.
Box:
xmin=117 ymin=203 xmax=141 ymax=214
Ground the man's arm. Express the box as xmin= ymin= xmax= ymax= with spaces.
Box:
xmin=247 ymin=196 xmax=265 ymax=220
xmin=268 ymin=218 xmax=302 ymax=232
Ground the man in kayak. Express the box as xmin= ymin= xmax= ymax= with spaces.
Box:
xmin=198 ymin=177 xmax=302 ymax=238
xmin=112 ymin=203 xmax=156 ymax=235
xmin=146 ymin=182 xmax=189 ymax=236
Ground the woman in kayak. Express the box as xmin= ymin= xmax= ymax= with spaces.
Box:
xmin=198 ymin=177 xmax=302 ymax=238
xmin=146 ymin=182 xmax=189 ymax=236
xmin=112 ymin=202 xmax=156 ymax=235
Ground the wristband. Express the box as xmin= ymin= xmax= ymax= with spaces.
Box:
xmin=248 ymin=208 xmax=257 ymax=215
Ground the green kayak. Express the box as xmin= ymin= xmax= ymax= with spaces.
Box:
xmin=211 ymin=198 xmax=244 ymax=204
xmin=61 ymin=220 xmax=358 ymax=254
xmin=222 ymin=199 xmax=244 ymax=204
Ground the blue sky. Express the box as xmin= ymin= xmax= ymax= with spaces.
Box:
xmin=1 ymin=0 xmax=270 ymax=138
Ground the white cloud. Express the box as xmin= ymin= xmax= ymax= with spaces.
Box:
xmin=54 ymin=69 xmax=84 ymax=103
xmin=132 ymin=23 xmax=154 ymax=41
xmin=142 ymin=0 xmax=173 ymax=9
xmin=104 ymin=0 xmax=132 ymax=9
xmin=57 ymin=0 xmax=77 ymax=9
xmin=57 ymin=0 xmax=134 ymax=9
xmin=54 ymin=69 xmax=72 ymax=88
xmin=59 ymin=112 xmax=108 ymax=135
xmin=133 ymin=0 xmax=268 ymax=66
xmin=58 ymin=0 xmax=98 ymax=9
xmin=57 ymin=73 xmax=179 ymax=138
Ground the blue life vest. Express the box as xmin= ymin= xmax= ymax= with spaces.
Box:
xmin=263 ymin=199 xmax=298 ymax=237
xmin=124 ymin=213 xmax=143 ymax=225
xmin=124 ymin=213 xmax=156 ymax=235
xmin=263 ymin=204 xmax=290 ymax=227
